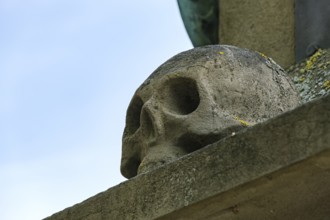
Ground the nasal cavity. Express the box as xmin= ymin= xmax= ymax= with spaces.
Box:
xmin=162 ymin=77 xmax=200 ymax=115
xmin=140 ymin=106 xmax=156 ymax=139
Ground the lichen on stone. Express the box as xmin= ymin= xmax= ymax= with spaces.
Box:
xmin=287 ymin=48 xmax=330 ymax=103
xmin=233 ymin=116 xmax=250 ymax=127
xmin=257 ymin=51 xmax=268 ymax=59
xmin=305 ymin=49 xmax=323 ymax=70
xmin=323 ymin=80 xmax=330 ymax=91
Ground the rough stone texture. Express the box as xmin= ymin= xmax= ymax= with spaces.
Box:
xmin=158 ymin=149 xmax=330 ymax=220
xmin=44 ymin=94 xmax=330 ymax=220
xmin=219 ymin=0 xmax=295 ymax=68
xmin=121 ymin=45 xmax=300 ymax=179
xmin=287 ymin=48 xmax=330 ymax=103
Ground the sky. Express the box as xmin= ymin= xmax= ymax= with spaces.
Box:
xmin=0 ymin=1 xmax=192 ymax=219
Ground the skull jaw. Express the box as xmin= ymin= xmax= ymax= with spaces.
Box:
xmin=137 ymin=145 xmax=187 ymax=175
xmin=122 ymin=123 xmax=247 ymax=178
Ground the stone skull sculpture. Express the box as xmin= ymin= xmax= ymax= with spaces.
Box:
xmin=121 ymin=45 xmax=300 ymax=179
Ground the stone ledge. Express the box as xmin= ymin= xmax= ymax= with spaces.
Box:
xmin=158 ymin=148 xmax=330 ymax=220
xmin=44 ymin=94 xmax=330 ymax=220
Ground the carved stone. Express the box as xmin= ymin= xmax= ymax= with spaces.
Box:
xmin=121 ymin=45 xmax=300 ymax=178
xmin=44 ymin=94 xmax=330 ymax=220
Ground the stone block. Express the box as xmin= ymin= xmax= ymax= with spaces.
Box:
xmin=219 ymin=0 xmax=295 ymax=68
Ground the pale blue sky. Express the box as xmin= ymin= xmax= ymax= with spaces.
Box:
xmin=0 ymin=1 xmax=192 ymax=219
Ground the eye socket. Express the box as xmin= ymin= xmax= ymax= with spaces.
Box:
xmin=162 ymin=77 xmax=200 ymax=115
xmin=124 ymin=96 xmax=144 ymax=135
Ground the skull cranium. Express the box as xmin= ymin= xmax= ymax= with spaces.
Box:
xmin=121 ymin=45 xmax=300 ymax=179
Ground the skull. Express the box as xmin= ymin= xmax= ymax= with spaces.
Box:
xmin=121 ymin=45 xmax=300 ymax=179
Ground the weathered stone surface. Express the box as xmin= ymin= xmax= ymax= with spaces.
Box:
xmin=44 ymin=94 xmax=330 ymax=220
xmin=287 ymin=48 xmax=330 ymax=103
xmin=219 ymin=0 xmax=295 ymax=68
xmin=121 ymin=45 xmax=300 ymax=178
xmin=158 ymin=149 xmax=330 ymax=220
